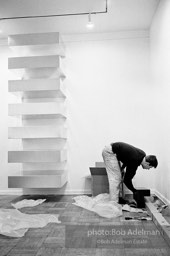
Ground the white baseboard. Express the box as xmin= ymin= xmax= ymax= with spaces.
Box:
xmin=0 ymin=189 xmax=23 ymax=195
xmin=58 ymin=189 xmax=91 ymax=195
xmin=0 ymin=189 xmax=92 ymax=196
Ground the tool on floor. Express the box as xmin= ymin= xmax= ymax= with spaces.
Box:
xmin=125 ymin=216 xmax=152 ymax=221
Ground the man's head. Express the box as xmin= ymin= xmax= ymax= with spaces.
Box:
xmin=141 ymin=155 xmax=158 ymax=169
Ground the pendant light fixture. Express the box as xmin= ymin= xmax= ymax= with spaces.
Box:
xmin=86 ymin=13 xmax=94 ymax=29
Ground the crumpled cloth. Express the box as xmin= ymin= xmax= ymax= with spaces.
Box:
xmin=0 ymin=208 xmax=60 ymax=238
xmin=11 ymin=199 xmax=46 ymax=209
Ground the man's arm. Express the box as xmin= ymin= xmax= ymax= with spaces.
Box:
xmin=123 ymin=166 xmax=137 ymax=193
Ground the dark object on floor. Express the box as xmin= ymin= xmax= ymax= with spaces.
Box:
xmin=125 ymin=217 xmax=133 ymax=220
xmin=133 ymin=188 xmax=150 ymax=208
xmin=125 ymin=216 xmax=151 ymax=221
xmin=134 ymin=190 xmax=146 ymax=208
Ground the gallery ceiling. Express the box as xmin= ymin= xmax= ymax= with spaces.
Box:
xmin=0 ymin=0 xmax=160 ymax=38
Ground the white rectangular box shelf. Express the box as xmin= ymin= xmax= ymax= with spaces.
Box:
xmin=8 ymin=78 xmax=65 ymax=98
xmin=8 ymin=102 xmax=66 ymax=117
xmin=8 ymin=173 xmax=67 ymax=188
xmin=8 ymin=33 xmax=63 ymax=46
xmin=8 ymin=55 xmax=62 ymax=69
xmin=8 ymin=126 xmax=67 ymax=139
xmin=8 ymin=150 xmax=67 ymax=163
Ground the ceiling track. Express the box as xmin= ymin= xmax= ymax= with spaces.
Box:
xmin=0 ymin=0 xmax=108 ymax=20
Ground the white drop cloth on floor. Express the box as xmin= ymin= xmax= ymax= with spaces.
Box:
xmin=11 ymin=199 xmax=46 ymax=209
xmin=73 ymin=193 xmax=122 ymax=218
xmin=0 ymin=199 xmax=61 ymax=238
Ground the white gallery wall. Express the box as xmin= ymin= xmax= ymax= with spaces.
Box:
xmin=150 ymin=0 xmax=170 ymax=203
xmin=0 ymin=31 xmax=159 ymax=195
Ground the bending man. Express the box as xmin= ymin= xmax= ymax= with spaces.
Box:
xmin=102 ymin=142 xmax=158 ymax=202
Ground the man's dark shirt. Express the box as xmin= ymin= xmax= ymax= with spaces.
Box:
xmin=111 ymin=142 xmax=146 ymax=192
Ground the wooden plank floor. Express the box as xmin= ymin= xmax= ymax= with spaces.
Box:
xmin=0 ymin=194 xmax=169 ymax=256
